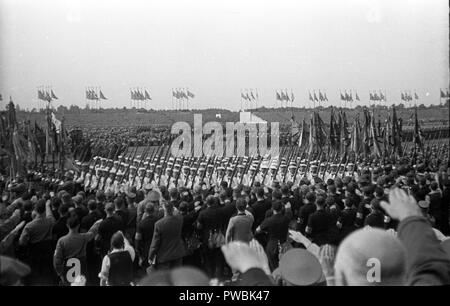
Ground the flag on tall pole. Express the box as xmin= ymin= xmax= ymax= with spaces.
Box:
xmin=145 ymin=89 xmax=152 ymax=100
xmin=276 ymin=91 xmax=281 ymax=101
xmin=51 ymin=90 xmax=58 ymax=100
xmin=99 ymin=90 xmax=107 ymax=100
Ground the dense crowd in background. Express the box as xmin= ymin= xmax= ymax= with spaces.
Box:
xmin=1 ymin=149 xmax=450 ymax=286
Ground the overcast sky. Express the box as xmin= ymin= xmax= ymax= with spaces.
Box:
xmin=0 ymin=0 xmax=448 ymax=110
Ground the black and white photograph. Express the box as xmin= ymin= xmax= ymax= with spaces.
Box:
xmin=0 ymin=0 xmax=449 ymax=290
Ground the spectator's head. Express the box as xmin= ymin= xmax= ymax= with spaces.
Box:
xmin=315 ymin=196 xmax=326 ymax=209
xmin=430 ymin=181 xmax=438 ymax=191
xmin=272 ymin=200 xmax=283 ymax=213
xmin=220 ymin=181 xmax=228 ymax=191
xmin=169 ymin=188 xmax=179 ymax=201
xmin=334 ymin=228 xmax=406 ymax=286
xmin=163 ymin=201 xmax=174 ymax=216
xmin=87 ymin=199 xmax=97 ymax=212
xmin=61 ymin=192 xmax=72 ymax=205
xmin=327 ymin=185 xmax=337 ymax=195
xmin=255 ymin=187 xmax=265 ymax=200
xmin=136 ymin=190 xmax=145 ymax=203
xmin=72 ymin=195 xmax=83 ymax=207
xmin=218 ymin=190 xmax=228 ymax=204
xmin=206 ymin=195 xmax=216 ymax=207
xmin=59 ymin=204 xmax=70 ymax=217
xmin=114 ymin=197 xmax=125 ymax=210
xmin=370 ymin=198 xmax=382 ymax=213
xmin=236 ymin=198 xmax=247 ymax=213
xmin=305 ymin=192 xmax=316 ymax=204
xmin=105 ymin=202 xmax=115 ymax=216
xmin=344 ymin=198 xmax=353 ymax=208
xmin=96 ymin=190 xmax=106 ymax=202
xmin=374 ymin=186 xmax=384 ymax=199
xmin=148 ymin=190 xmax=160 ymax=207
xmin=34 ymin=199 xmax=46 ymax=216
xmin=280 ymin=184 xmax=290 ymax=197
xmin=363 ymin=185 xmax=375 ymax=197
xmin=145 ymin=202 xmax=155 ymax=215
xmin=67 ymin=215 xmax=80 ymax=231
xmin=110 ymin=231 xmax=125 ymax=250
xmin=272 ymin=189 xmax=282 ymax=201
xmin=178 ymin=201 xmax=188 ymax=214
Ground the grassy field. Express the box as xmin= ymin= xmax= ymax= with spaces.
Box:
xmin=16 ymin=105 xmax=449 ymax=129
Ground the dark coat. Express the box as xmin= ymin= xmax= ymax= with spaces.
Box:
xmin=148 ymin=214 xmax=186 ymax=264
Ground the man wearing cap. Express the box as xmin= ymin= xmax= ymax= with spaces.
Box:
xmin=325 ymin=164 xmax=337 ymax=181
xmin=57 ymin=171 xmax=76 ymax=195
xmin=169 ymin=169 xmax=181 ymax=189
xmin=307 ymin=164 xmax=319 ymax=182
xmin=345 ymin=163 xmax=357 ymax=179
xmin=193 ymin=167 xmax=205 ymax=187
xmin=135 ymin=167 xmax=146 ymax=190
xmin=224 ymin=167 xmax=234 ymax=188
xmin=234 ymin=164 xmax=246 ymax=186
xmin=104 ymin=170 xmax=116 ymax=193
xmin=179 ymin=166 xmax=190 ymax=187
xmin=215 ymin=166 xmax=225 ymax=188
xmin=128 ymin=166 xmax=137 ymax=188
xmin=98 ymin=168 xmax=107 ymax=192
xmin=142 ymin=169 xmax=153 ymax=190
xmin=185 ymin=167 xmax=197 ymax=189
xmin=205 ymin=164 xmax=216 ymax=188
xmin=151 ymin=165 xmax=162 ymax=187
xmin=273 ymin=248 xmax=326 ymax=286
xmin=286 ymin=164 xmax=298 ymax=185
xmin=89 ymin=167 xmax=100 ymax=192
xmin=298 ymin=162 xmax=307 ymax=179
xmin=113 ymin=173 xmax=123 ymax=195
xmin=247 ymin=166 xmax=257 ymax=186
xmin=266 ymin=165 xmax=279 ymax=188
xmin=76 ymin=163 xmax=89 ymax=185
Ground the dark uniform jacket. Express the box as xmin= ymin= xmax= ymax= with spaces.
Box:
xmin=148 ymin=214 xmax=186 ymax=264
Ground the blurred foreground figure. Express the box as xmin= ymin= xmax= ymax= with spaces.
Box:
xmin=334 ymin=188 xmax=450 ymax=286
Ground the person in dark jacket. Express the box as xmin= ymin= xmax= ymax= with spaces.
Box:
xmin=134 ymin=202 xmax=160 ymax=269
xmin=364 ymin=198 xmax=385 ymax=229
xmin=97 ymin=203 xmax=122 ymax=258
xmin=305 ymin=196 xmax=335 ymax=246
xmin=248 ymin=187 xmax=271 ymax=230
xmin=427 ymin=182 xmax=443 ymax=231
xmin=297 ymin=192 xmax=316 ymax=233
xmin=337 ymin=198 xmax=357 ymax=241
xmin=196 ymin=195 xmax=226 ymax=279
xmin=80 ymin=200 xmax=101 ymax=232
xmin=257 ymin=200 xmax=290 ymax=271
xmin=148 ymin=201 xmax=186 ymax=270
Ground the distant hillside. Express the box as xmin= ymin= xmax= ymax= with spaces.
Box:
xmin=15 ymin=105 xmax=449 ymax=128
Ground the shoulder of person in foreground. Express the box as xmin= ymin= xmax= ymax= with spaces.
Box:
xmin=381 ymin=188 xmax=450 ymax=286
